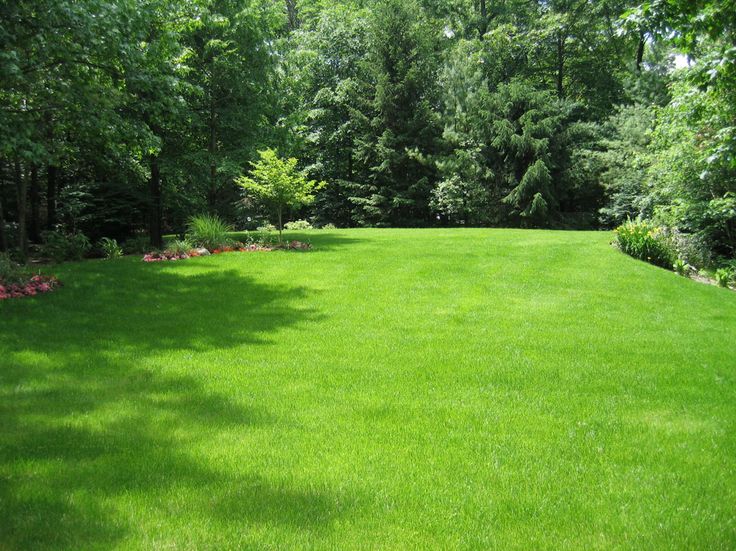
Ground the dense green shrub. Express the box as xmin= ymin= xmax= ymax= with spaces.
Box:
xmin=284 ymin=219 xmax=313 ymax=230
xmin=715 ymin=268 xmax=734 ymax=288
xmin=673 ymin=258 xmax=690 ymax=276
xmin=99 ymin=237 xmax=123 ymax=260
xmin=41 ymin=230 xmax=91 ymax=263
xmin=187 ymin=214 xmax=232 ymax=250
xmin=0 ymin=253 xmax=30 ymax=285
xmin=614 ymin=220 xmax=676 ymax=269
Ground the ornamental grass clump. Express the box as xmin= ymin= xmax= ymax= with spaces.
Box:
xmin=186 ymin=214 xmax=233 ymax=251
xmin=614 ymin=219 xmax=676 ymax=269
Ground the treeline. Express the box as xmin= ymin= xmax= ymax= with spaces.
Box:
xmin=1 ymin=0 xmax=734 ymax=260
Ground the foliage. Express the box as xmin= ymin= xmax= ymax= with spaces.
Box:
xmin=673 ymin=258 xmax=689 ymax=276
xmin=186 ymin=214 xmax=233 ymax=251
xmin=614 ymin=219 xmax=676 ymax=268
xmin=284 ymin=220 xmax=313 ymax=231
xmin=0 ymin=253 xmax=30 ymax=285
xmin=40 ymin=231 xmax=92 ymax=263
xmin=236 ymin=149 xmax=324 ymax=241
xmin=715 ymin=267 xmax=734 ymax=288
xmin=99 ymin=238 xmax=123 ymax=260
xmin=165 ymin=239 xmax=193 ymax=257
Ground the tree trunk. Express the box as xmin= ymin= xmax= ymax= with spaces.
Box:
xmin=0 ymin=178 xmax=8 ymax=251
xmin=15 ymin=159 xmax=28 ymax=261
xmin=556 ymin=33 xmax=565 ymax=99
xmin=636 ymin=33 xmax=645 ymax=72
xmin=208 ymin=92 xmax=217 ymax=211
xmin=286 ymin=0 xmax=299 ymax=31
xmin=479 ymin=0 xmax=488 ymax=37
xmin=47 ymin=164 xmax=57 ymax=229
xmin=277 ymin=206 xmax=283 ymax=244
xmin=29 ymin=165 xmax=40 ymax=242
xmin=148 ymin=155 xmax=163 ymax=249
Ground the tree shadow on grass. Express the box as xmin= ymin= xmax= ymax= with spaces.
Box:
xmin=0 ymin=262 xmax=349 ymax=549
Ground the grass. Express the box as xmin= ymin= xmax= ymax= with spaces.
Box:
xmin=1 ymin=228 xmax=735 ymax=549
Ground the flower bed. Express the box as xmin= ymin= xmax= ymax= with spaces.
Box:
xmin=0 ymin=274 xmax=62 ymax=301
xmin=143 ymin=251 xmax=190 ymax=262
xmin=142 ymin=240 xmax=311 ymax=262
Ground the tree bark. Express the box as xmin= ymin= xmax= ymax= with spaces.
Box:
xmin=0 ymin=163 xmax=6 ymax=252
xmin=15 ymin=159 xmax=28 ymax=261
xmin=277 ymin=205 xmax=283 ymax=243
xmin=208 ymin=91 xmax=217 ymax=211
xmin=556 ymin=33 xmax=565 ymax=99
xmin=47 ymin=164 xmax=57 ymax=229
xmin=636 ymin=33 xmax=645 ymax=72
xmin=29 ymin=165 xmax=40 ymax=242
xmin=479 ymin=0 xmax=488 ymax=37
xmin=286 ymin=0 xmax=300 ymax=31
xmin=148 ymin=155 xmax=163 ymax=249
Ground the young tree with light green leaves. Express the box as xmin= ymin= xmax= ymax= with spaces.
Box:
xmin=236 ymin=149 xmax=325 ymax=242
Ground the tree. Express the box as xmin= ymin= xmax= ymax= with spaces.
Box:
xmin=236 ymin=149 xmax=324 ymax=241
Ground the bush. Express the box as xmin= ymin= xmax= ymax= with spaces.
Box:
xmin=187 ymin=214 xmax=233 ymax=250
xmin=257 ymin=223 xmax=277 ymax=233
xmin=99 ymin=237 xmax=123 ymax=260
xmin=673 ymin=258 xmax=690 ymax=276
xmin=661 ymin=228 xmax=712 ymax=270
xmin=614 ymin=220 xmax=676 ymax=269
xmin=0 ymin=252 xmax=30 ymax=285
xmin=165 ymin=238 xmax=193 ymax=256
xmin=124 ymin=233 xmax=151 ymax=254
xmin=321 ymin=223 xmax=337 ymax=230
xmin=284 ymin=219 xmax=313 ymax=230
xmin=41 ymin=230 xmax=91 ymax=263
xmin=715 ymin=268 xmax=733 ymax=288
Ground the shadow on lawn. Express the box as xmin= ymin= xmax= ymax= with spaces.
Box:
xmin=0 ymin=263 xmax=348 ymax=549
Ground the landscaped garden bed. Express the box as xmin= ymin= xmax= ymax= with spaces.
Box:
xmin=0 ymin=254 xmax=61 ymax=301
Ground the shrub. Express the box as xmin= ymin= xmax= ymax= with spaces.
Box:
xmin=614 ymin=220 xmax=676 ymax=268
xmin=673 ymin=258 xmax=690 ymax=276
xmin=661 ymin=228 xmax=712 ymax=269
xmin=321 ymin=223 xmax=337 ymax=230
xmin=257 ymin=223 xmax=277 ymax=233
xmin=715 ymin=268 xmax=733 ymax=288
xmin=187 ymin=214 xmax=233 ymax=250
xmin=99 ymin=237 xmax=123 ymax=260
xmin=284 ymin=219 xmax=313 ymax=230
xmin=41 ymin=230 xmax=91 ymax=263
xmin=165 ymin=238 xmax=193 ymax=256
xmin=0 ymin=252 xmax=30 ymax=285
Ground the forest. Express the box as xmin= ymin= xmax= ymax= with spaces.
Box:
xmin=1 ymin=0 xmax=734 ymax=261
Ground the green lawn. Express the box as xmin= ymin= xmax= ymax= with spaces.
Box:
xmin=1 ymin=228 xmax=735 ymax=549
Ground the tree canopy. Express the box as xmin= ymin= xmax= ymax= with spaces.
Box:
xmin=1 ymin=0 xmax=734 ymax=260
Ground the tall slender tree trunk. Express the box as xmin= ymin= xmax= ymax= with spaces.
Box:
xmin=479 ymin=0 xmax=488 ymax=37
xmin=47 ymin=164 xmax=57 ymax=229
xmin=0 ymin=162 xmax=6 ymax=252
xmin=286 ymin=0 xmax=299 ymax=31
xmin=636 ymin=32 xmax=645 ymax=72
xmin=208 ymin=92 xmax=217 ymax=211
xmin=556 ymin=33 xmax=565 ymax=99
xmin=15 ymin=159 xmax=28 ymax=261
xmin=277 ymin=205 xmax=283 ymax=244
xmin=29 ymin=165 xmax=40 ymax=242
xmin=148 ymin=155 xmax=163 ymax=249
